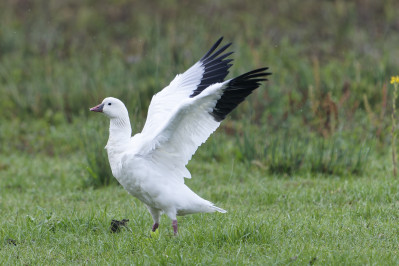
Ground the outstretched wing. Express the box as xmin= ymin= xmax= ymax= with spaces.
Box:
xmin=138 ymin=68 xmax=271 ymax=183
xmin=141 ymin=37 xmax=233 ymax=136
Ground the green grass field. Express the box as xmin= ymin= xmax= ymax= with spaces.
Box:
xmin=1 ymin=0 xmax=399 ymax=264
xmin=1 ymin=152 xmax=398 ymax=264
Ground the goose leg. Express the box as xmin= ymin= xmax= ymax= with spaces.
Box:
xmin=166 ymin=210 xmax=178 ymax=235
xmin=146 ymin=205 xmax=161 ymax=232
xmin=172 ymin=220 xmax=178 ymax=235
xmin=152 ymin=222 xmax=159 ymax=232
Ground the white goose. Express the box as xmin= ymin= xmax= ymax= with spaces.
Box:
xmin=90 ymin=38 xmax=271 ymax=235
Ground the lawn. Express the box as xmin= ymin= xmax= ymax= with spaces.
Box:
xmin=1 ymin=149 xmax=398 ymax=264
xmin=1 ymin=0 xmax=399 ymax=264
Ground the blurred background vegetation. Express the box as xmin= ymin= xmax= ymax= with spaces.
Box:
xmin=0 ymin=0 xmax=398 ymax=185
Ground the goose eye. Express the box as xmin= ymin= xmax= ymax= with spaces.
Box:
xmin=108 ymin=103 xmax=112 ymax=106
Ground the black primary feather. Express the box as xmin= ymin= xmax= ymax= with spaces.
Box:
xmin=190 ymin=37 xmax=233 ymax=97
xmin=211 ymin=67 xmax=271 ymax=122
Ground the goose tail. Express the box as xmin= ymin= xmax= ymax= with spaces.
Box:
xmin=211 ymin=205 xmax=227 ymax=213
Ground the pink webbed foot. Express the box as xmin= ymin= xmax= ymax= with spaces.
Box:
xmin=172 ymin=220 xmax=178 ymax=236
xmin=152 ymin=223 xmax=159 ymax=232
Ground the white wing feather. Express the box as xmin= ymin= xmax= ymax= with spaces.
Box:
xmin=136 ymin=38 xmax=237 ymax=183
xmin=141 ymin=62 xmax=204 ymax=136
xmin=139 ymin=83 xmax=226 ymax=183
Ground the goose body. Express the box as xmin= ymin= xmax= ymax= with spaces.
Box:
xmin=90 ymin=38 xmax=271 ymax=234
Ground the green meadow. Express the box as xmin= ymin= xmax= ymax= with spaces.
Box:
xmin=1 ymin=0 xmax=399 ymax=264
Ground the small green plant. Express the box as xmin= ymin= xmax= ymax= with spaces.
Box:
xmin=262 ymin=132 xmax=370 ymax=176
xmin=235 ymin=129 xmax=258 ymax=165
xmin=265 ymin=133 xmax=307 ymax=175
xmin=390 ymin=76 xmax=399 ymax=177
xmin=306 ymin=136 xmax=370 ymax=175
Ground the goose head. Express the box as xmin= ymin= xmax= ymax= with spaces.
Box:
xmin=90 ymin=97 xmax=129 ymax=120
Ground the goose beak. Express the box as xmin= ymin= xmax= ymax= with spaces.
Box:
xmin=90 ymin=103 xmax=104 ymax=112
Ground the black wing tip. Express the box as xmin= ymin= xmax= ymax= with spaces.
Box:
xmin=210 ymin=113 xmax=225 ymax=122
xmin=201 ymin=44 xmax=233 ymax=64
xmin=238 ymin=67 xmax=271 ymax=76
xmin=232 ymin=68 xmax=271 ymax=82
xmin=190 ymin=37 xmax=234 ymax=98
xmin=200 ymin=37 xmax=228 ymax=62
xmin=210 ymin=67 xmax=271 ymax=122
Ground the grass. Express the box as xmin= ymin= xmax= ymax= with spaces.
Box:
xmin=1 ymin=151 xmax=398 ymax=264
xmin=1 ymin=0 xmax=399 ymax=264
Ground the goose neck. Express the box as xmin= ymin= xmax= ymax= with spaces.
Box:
xmin=108 ymin=117 xmax=132 ymax=145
